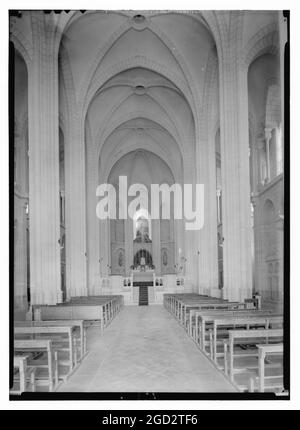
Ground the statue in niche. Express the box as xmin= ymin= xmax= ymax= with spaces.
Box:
xmin=162 ymin=250 xmax=168 ymax=266
xmin=134 ymin=217 xmax=152 ymax=243
xmin=118 ymin=250 xmax=124 ymax=267
xmin=133 ymin=249 xmax=153 ymax=269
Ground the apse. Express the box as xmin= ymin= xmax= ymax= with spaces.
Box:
xmin=107 ymin=150 xmax=176 ymax=276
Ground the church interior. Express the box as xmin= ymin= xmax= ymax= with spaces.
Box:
xmin=11 ymin=10 xmax=287 ymax=395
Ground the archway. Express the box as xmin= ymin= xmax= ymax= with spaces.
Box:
xmin=133 ymin=249 xmax=153 ymax=268
xmin=106 ymin=149 xmax=177 ymax=276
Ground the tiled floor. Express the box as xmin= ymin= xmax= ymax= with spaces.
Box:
xmin=58 ymin=305 xmax=236 ymax=392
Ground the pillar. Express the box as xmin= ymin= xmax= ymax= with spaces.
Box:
xmin=14 ymin=121 xmax=28 ymax=312
xmin=28 ymin=12 xmax=62 ymax=304
xmin=217 ymin=14 xmax=253 ymax=301
xmin=197 ymin=135 xmax=219 ymax=297
xmin=125 ymin=218 xmax=133 ymax=275
xmin=65 ymin=120 xmax=88 ymax=297
xmin=14 ymin=197 xmax=28 ymax=312
xmin=152 ymin=219 xmax=161 ymax=274
xmin=85 ymin=126 xmax=98 ymax=295
xmin=265 ymin=127 xmax=272 ymax=181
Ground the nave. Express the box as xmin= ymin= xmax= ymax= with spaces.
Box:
xmin=58 ymin=305 xmax=236 ymax=393
xmin=12 ymin=292 xmax=285 ymax=394
xmin=11 ymin=10 xmax=287 ymax=398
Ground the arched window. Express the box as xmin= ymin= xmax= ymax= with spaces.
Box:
xmin=265 ymin=84 xmax=283 ymax=181
xmin=133 ymin=209 xmax=152 ymax=243
xmin=134 ymin=217 xmax=151 ymax=243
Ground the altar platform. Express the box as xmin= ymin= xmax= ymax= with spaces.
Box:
xmin=132 ymin=269 xmax=154 ymax=283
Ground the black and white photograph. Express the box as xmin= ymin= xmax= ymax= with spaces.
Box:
xmin=4 ymin=2 xmax=294 ymax=409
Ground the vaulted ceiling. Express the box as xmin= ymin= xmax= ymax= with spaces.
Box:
xmin=59 ymin=11 xmax=217 ymax=182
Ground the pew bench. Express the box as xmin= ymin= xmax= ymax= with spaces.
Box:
xmin=14 ymin=339 xmax=59 ymax=392
xmin=10 ymin=355 xmax=36 ymax=394
xmin=187 ymin=303 xmax=251 ymax=336
xmin=172 ymin=297 xmax=225 ymax=325
xmin=212 ymin=315 xmax=283 ymax=365
xmin=249 ymin=344 xmax=284 ymax=393
xmin=34 ymin=295 xmax=123 ymax=330
xmin=14 ymin=326 xmax=78 ymax=381
xmin=69 ymin=297 xmax=112 ymax=326
xmin=163 ymin=293 xmax=211 ymax=318
xmin=177 ymin=298 xmax=226 ymax=325
xmin=223 ymin=329 xmax=283 ymax=391
xmin=15 ymin=320 xmax=87 ymax=363
xmin=35 ymin=304 xmax=105 ymax=330
xmin=191 ymin=310 xmax=273 ymax=350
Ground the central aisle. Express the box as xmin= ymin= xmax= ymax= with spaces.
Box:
xmin=58 ymin=305 xmax=236 ymax=392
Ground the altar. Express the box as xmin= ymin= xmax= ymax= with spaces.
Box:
xmin=132 ymin=269 xmax=154 ymax=283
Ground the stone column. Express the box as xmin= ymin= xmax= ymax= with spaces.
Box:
xmin=85 ymin=128 xmax=98 ymax=295
xmin=175 ymin=219 xmax=184 ymax=274
xmin=279 ymin=11 xmax=287 ymax=167
xmin=125 ymin=218 xmax=133 ymax=275
xmin=182 ymin=153 xmax=199 ymax=292
xmin=197 ymin=136 xmax=219 ymax=297
xmin=217 ymin=16 xmax=253 ymax=301
xmin=14 ymin=121 xmax=28 ymax=312
xmin=28 ymin=12 xmax=62 ymax=304
xmin=265 ymin=128 xmax=272 ymax=181
xmin=275 ymin=127 xmax=283 ymax=174
xmin=63 ymin=117 xmax=88 ymax=297
xmin=152 ymin=219 xmax=161 ymax=274
xmin=99 ymin=218 xmax=110 ymax=277
xmin=256 ymin=138 xmax=265 ymax=186
xmin=14 ymin=196 xmax=28 ymax=312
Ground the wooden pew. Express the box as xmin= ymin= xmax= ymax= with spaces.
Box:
xmin=249 ymin=344 xmax=284 ymax=392
xmin=223 ymin=329 xmax=283 ymax=388
xmin=172 ymin=297 xmax=227 ymax=324
xmin=14 ymin=339 xmax=58 ymax=392
xmin=179 ymin=299 xmax=234 ymax=327
xmin=34 ymin=295 xmax=123 ymax=330
xmin=10 ymin=355 xmax=36 ymax=394
xmin=36 ymin=304 xmax=105 ymax=330
xmin=14 ymin=326 xmax=77 ymax=380
xmin=69 ymin=296 xmax=122 ymax=325
xmin=192 ymin=309 xmax=273 ymax=349
xmin=15 ymin=320 xmax=87 ymax=363
xmin=212 ymin=315 xmax=283 ymax=364
xmin=163 ymin=293 xmax=210 ymax=318
xmin=187 ymin=302 xmax=249 ymax=335
xmin=179 ymin=298 xmax=226 ymax=324
xmin=71 ymin=295 xmax=124 ymax=314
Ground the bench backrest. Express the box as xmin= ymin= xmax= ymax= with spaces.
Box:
xmin=180 ymin=299 xmax=225 ymax=304
xmin=14 ymin=339 xmax=52 ymax=350
xmin=257 ymin=344 xmax=283 ymax=354
xmin=198 ymin=310 xmax=274 ymax=320
xmin=229 ymin=328 xmax=283 ymax=342
xmin=15 ymin=320 xmax=83 ymax=328
xmin=187 ymin=303 xmax=244 ymax=310
xmin=15 ymin=326 xmax=73 ymax=335
xmin=214 ymin=316 xmax=283 ymax=326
